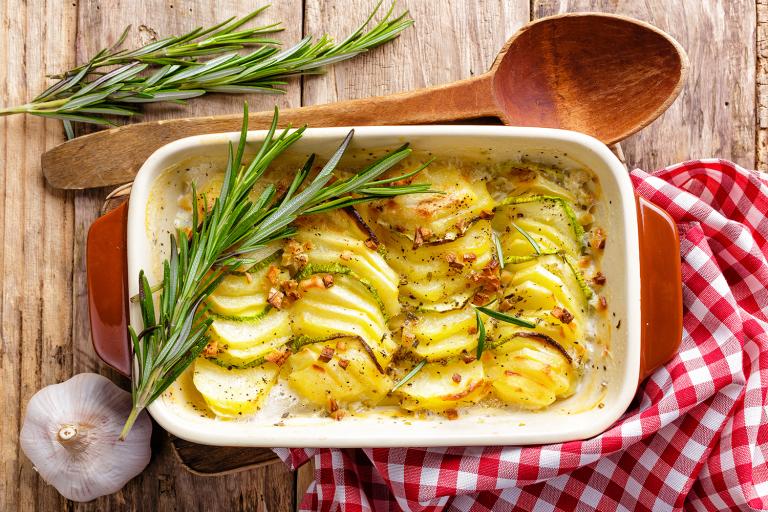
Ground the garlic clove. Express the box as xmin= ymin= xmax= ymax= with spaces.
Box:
xmin=20 ymin=373 xmax=152 ymax=502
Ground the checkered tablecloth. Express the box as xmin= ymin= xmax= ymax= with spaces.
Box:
xmin=275 ymin=160 xmax=768 ymax=511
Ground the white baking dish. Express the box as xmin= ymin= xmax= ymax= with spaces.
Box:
xmin=87 ymin=125 xmax=682 ymax=447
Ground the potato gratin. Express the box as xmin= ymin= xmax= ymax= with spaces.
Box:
xmin=149 ymin=153 xmax=608 ymax=421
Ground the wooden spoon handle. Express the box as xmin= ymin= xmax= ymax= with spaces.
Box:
xmin=283 ymin=74 xmax=497 ymax=125
xmin=43 ymin=74 xmax=497 ymax=189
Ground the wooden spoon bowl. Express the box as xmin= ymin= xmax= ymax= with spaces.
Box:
xmin=491 ymin=13 xmax=688 ymax=144
xmin=42 ymin=12 xmax=687 ymax=189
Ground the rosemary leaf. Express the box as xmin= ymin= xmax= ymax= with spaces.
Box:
xmin=471 ymin=302 xmax=536 ymax=360
xmin=492 ymin=232 xmax=505 ymax=267
xmin=475 ymin=309 xmax=487 ymax=359
xmin=391 ymin=359 xmax=427 ymax=392
xmin=512 ymin=222 xmax=542 ymax=255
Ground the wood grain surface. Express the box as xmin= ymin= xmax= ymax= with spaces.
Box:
xmin=0 ymin=1 xmax=761 ymax=511
xmin=41 ymin=2 xmax=693 ymax=190
xmin=758 ymin=0 xmax=768 ymax=169
xmin=534 ymin=0 xmax=757 ymax=171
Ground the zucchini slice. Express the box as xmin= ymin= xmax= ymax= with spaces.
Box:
xmin=193 ymin=357 xmax=280 ymax=418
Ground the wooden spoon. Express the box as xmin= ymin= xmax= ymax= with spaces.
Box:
xmin=42 ymin=12 xmax=687 ymax=189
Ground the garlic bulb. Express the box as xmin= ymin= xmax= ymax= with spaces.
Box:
xmin=20 ymin=373 xmax=152 ymax=502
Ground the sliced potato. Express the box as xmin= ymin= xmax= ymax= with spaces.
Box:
xmin=407 ymin=306 xmax=477 ymax=360
xmin=488 ymin=164 xmax=578 ymax=203
xmin=396 ymin=358 xmax=487 ymax=411
xmin=294 ymin=211 xmax=400 ymax=317
xmin=206 ymin=266 xmax=273 ymax=317
xmin=494 ymin=196 xmax=583 ymax=258
xmin=212 ymin=267 xmax=271 ymax=297
xmin=484 ymin=336 xmax=574 ymax=409
xmin=493 ymin=317 xmax=582 ymax=358
xmin=206 ymin=293 xmax=268 ymax=318
xmin=291 ymin=274 xmax=395 ymax=368
xmin=211 ymin=335 xmax=291 ymax=368
xmin=508 ymin=254 xmax=588 ymax=307
xmin=287 ymin=338 xmax=392 ymax=407
xmin=359 ymin=162 xmax=495 ymax=241
xmin=209 ymin=309 xmax=290 ymax=351
xmin=193 ymin=357 xmax=279 ymax=418
xmin=502 ymin=280 xmax=559 ymax=312
xmin=502 ymin=196 xmax=583 ymax=239
xmin=386 ymin=221 xmax=493 ymax=281
xmin=384 ymin=220 xmax=494 ymax=310
xmin=497 ymin=254 xmax=588 ymax=358
xmin=495 ymin=217 xmax=578 ymax=260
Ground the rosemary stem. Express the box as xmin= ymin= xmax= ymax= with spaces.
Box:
xmin=27 ymin=99 xmax=71 ymax=110
xmin=120 ymin=372 xmax=157 ymax=441
xmin=0 ymin=106 xmax=30 ymax=116
xmin=0 ymin=98 xmax=71 ymax=115
xmin=119 ymin=405 xmax=142 ymax=441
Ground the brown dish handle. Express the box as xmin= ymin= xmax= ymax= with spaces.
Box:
xmin=86 ymin=194 xmax=683 ymax=382
xmin=87 ymin=202 xmax=132 ymax=376
xmin=636 ymin=195 xmax=683 ymax=381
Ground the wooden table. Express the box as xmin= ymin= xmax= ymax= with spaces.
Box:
xmin=0 ymin=0 xmax=762 ymax=510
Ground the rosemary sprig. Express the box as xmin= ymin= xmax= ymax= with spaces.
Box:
xmin=120 ymin=103 xmax=432 ymax=439
xmin=49 ymin=7 xmax=281 ymax=77
xmin=0 ymin=2 xmax=413 ymax=137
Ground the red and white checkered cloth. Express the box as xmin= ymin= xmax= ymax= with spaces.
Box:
xmin=275 ymin=159 xmax=768 ymax=511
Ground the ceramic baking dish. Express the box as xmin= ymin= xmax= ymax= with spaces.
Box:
xmin=87 ymin=126 xmax=682 ymax=447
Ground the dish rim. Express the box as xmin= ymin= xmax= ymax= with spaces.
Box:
xmin=127 ymin=124 xmax=641 ymax=448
